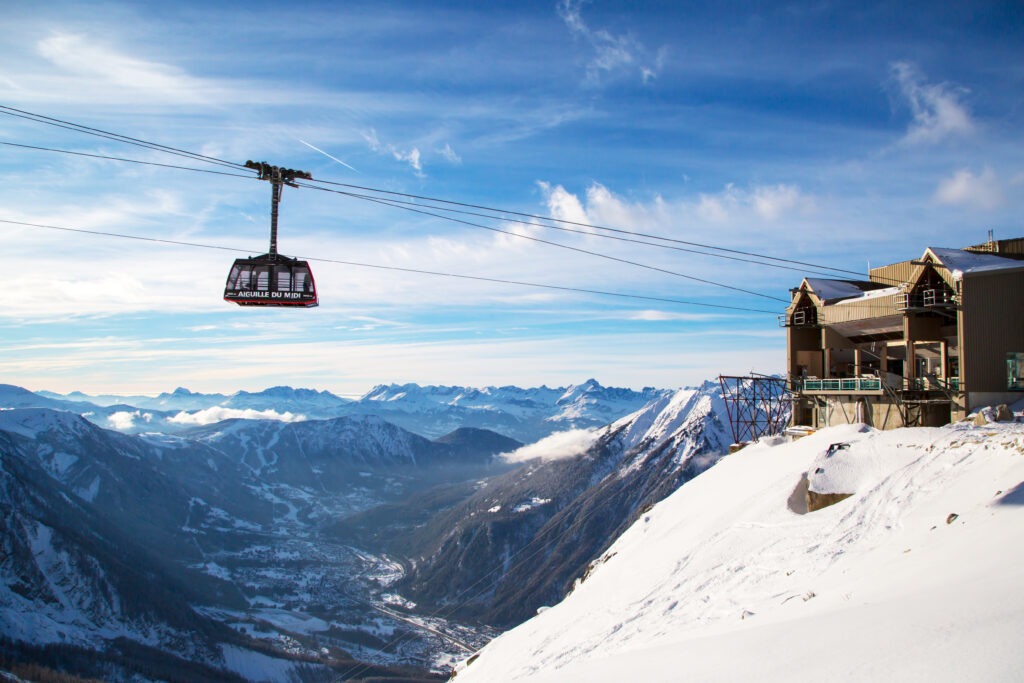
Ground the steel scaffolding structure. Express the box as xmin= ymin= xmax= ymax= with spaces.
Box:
xmin=718 ymin=374 xmax=792 ymax=445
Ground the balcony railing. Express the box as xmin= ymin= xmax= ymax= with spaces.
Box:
xmin=908 ymin=376 xmax=961 ymax=392
xmin=795 ymin=376 xmax=961 ymax=393
xmin=897 ymin=288 xmax=956 ymax=311
xmin=796 ymin=377 xmax=882 ymax=392
xmin=778 ymin=308 xmax=818 ymax=328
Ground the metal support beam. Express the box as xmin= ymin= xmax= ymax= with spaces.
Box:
xmin=718 ymin=374 xmax=792 ymax=445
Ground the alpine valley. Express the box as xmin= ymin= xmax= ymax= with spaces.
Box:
xmin=0 ymin=379 xmax=735 ymax=682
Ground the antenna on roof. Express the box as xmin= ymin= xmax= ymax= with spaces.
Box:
xmin=988 ymin=228 xmax=995 ymax=244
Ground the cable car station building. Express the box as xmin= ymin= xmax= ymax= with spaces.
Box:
xmin=784 ymin=236 xmax=1024 ymax=429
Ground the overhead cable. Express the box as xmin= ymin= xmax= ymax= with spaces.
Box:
xmin=0 ymin=218 xmax=779 ymax=314
xmin=298 ymin=182 xmax=789 ymax=304
xmin=3 ymin=105 xmax=872 ymax=282
xmin=0 ymin=105 xmax=250 ymax=172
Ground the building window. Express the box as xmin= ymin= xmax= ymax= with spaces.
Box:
xmin=1009 ymin=353 xmax=1024 ymax=391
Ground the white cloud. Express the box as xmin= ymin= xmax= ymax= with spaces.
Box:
xmin=538 ymin=181 xmax=589 ymax=225
xmin=628 ymin=310 xmax=721 ymax=322
xmin=544 ymin=180 xmax=814 ymax=230
xmin=362 ymin=128 xmax=424 ymax=176
xmin=891 ymin=61 xmax=974 ymax=145
xmin=933 ymin=167 xmax=1004 ymax=210
xmin=501 ymin=428 xmax=600 ymax=463
xmin=107 ymin=410 xmax=152 ymax=430
xmin=751 ymin=184 xmax=811 ymax=221
xmin=439 ymin=143 xmax=462 ymax=164
xmin=557 ymin=0 xmax=662 ymax=86
xmin=696 ymin=189 xmax=736 ymax=224
xmin=362 ymin=129 xmax=382 ymax=151
xmin=168 ymin=407 xmax=306 ymax=426
xmin=35 ymin=33 xmax=214 ymax=105
xmin=394 ymin=147 xmax=422 ymax=174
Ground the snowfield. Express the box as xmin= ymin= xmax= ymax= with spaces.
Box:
xmin=453 ymin=419 xmax=1024 ymax=682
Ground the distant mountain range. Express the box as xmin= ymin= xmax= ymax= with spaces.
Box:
xmin=0 ymin=379 xmax=767 ymax=681
xmin=0 ymin=404 xmax=515 ymax=681
xmin=15 ymin=380 xmax=671 ymax=442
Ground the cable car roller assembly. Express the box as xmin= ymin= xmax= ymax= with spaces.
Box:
xmin=223 ymin=161 xmax=319 ymax=307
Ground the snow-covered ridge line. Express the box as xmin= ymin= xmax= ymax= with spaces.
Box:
xmin=9 ymin=380 xmax=677 ymax=442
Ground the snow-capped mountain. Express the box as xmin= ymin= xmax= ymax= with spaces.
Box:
xmin=453 ymin=416 xmax=1024 ymax=682
xmin=224 ymin=386 xmax=352 ymax=415
xmin=354 ymin=379 xmax=669 ymax=441
xmin=0 ymin=378 xmax=789 ymax=681
xmin=35 ymin=386 xmax=228 ymax=410
xmin=0 ymin=411 xmax=296 ymax=681
xmin=19 ymin=380 xmax=671 ymax=441
xmin=0 ymin=407 xmax=518 ymax=681
xmin=181 ymin=414 xmax=519 ymax=491
xmin=349 ymin=381 xmax=733 ymax=628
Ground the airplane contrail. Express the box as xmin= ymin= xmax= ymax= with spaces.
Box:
xmin=298 ymin=139 xmax=359 ymax=173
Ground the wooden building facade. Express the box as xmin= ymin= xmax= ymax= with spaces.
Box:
xmin=784 ymin=237 xmax=1024 ymax=429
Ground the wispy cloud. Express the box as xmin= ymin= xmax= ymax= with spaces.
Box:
xmin=34 ymin=33 xmax=216 ymax=105
xmin=933 ymin=167 xmax=1004 ymax=210
xmin=501 ymin=428 xmax=600 ymax=463
xmin=540 ymin=180 xmax=815 ymax=233
xmin=890 ymin=61 xmax=974 ymax=145
xmin=168 ymin=407 xmax=306 ymax=426
xmin=362 ymin=128 xmax=424 ymax=176
xmin=557 ymin=0 xmax=663 ymax=86
xmin=438 ymin=142 xmax=462 ymax=164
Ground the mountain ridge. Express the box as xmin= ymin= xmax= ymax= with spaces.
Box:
xmin=16 ymin=380 xmax=676 ymax=442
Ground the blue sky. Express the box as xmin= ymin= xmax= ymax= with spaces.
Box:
xmin=1 ymin=1 xmax=1022 ymax=396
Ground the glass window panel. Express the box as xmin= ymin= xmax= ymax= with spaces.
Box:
xmin=254 ymin=266 xmax=270 ymax=289
xmin=277 ymin=267 xmax=292 ymax=291
xmin=1009 ymin=353 xmax=1024 ymax=390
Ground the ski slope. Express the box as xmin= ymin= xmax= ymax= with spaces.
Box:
xmin=453 ymin=418 xmax=1024 ymax=682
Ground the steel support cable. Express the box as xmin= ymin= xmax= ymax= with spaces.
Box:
xmin=0 ymin=136 xmax=851 ymax=282
xmin=3 ymin=106 xmax=897 ymax=288
xmin=305 ymin=176 xmax=870 ymax=279
xmin=301 ymin=180 xmax=857 ymax=280
xmin=2 ymin=104 xmax=866 ymax=280
xmin=0 ymin=145 xmax=900 ymax=309
xmin=0 ymin=218 xmax=778 ymax=314
xmin=298 ymin=182 xmax=789 ymax=304
xmin=0 ymin=105 xmax=249 ymax=172
xmin=0 ymin=141 xmax=256 ymax=179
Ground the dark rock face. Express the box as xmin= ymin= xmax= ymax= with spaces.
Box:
xmin=806 ymin=490 xmax=854 ymax=512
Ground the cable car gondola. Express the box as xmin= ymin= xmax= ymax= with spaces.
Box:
xmin=223 ymin=253 xmax=318 ymax=307
xmin=224 ymin=161 xmax=319 ymax=307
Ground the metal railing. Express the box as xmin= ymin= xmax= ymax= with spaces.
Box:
xmin=897 ymin=288 xmax=956 ymax=310
xmin=796 ymin=376 xmax=961 ymax=393
xmin=778 ymin=308 xmax=818 ymax=328
xmin=796 ymin=377 xmax=882 ymax=392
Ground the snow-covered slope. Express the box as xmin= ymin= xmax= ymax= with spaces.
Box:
xmin=453 ymin=420 xmax=1024 ymax=682
xmin=386 ymin=382 xmax=733 ymax=628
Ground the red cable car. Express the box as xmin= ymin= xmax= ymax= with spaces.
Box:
xmin=225 ymin=161 xmax=318 ymax=307
xmin=223 ymin=253 xmax=318 ymax=307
